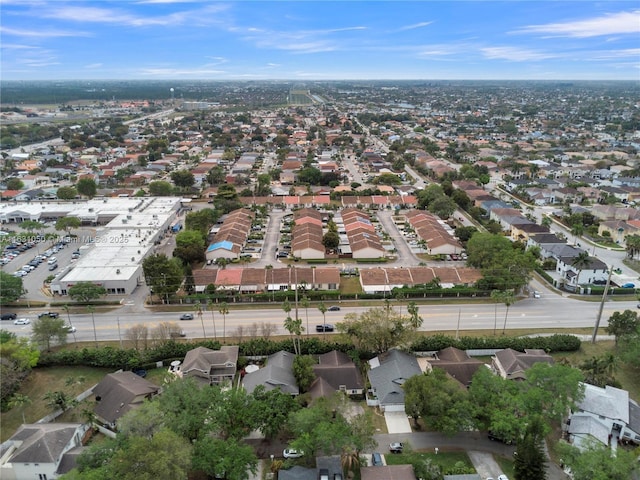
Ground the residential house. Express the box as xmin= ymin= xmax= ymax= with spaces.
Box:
xmin=181 ymin=345 xmax=239 ymax=386
xmin=421 ymin=347 xmax=484 ymax=387
xmin=309 ymin=350 xmax=365 ymax=399
xmin=0 ymin=423 xmax=90 ymax=480
xmin=567 ymin=383 xmax=640 ymax=450
xmin=242 ymin=350 xmax=299 ymax=395
xmin=556 ymin=255 xmax=608 ymax=290
xmin=367 ymin=349 xmax=422 ymax=412
xmin=92 ymin=371 xmax=161 ymax=429
xmin=491 ymin=348 xmax=554 ymax=380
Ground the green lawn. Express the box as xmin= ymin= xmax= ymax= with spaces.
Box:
xmin=385 ymin=450 xmax=475 ymax=475
xmin=1 ymin=366 xmax=112 ymax=442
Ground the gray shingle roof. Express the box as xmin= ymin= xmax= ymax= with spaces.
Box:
xmin=7 ymin=423 xmax=83 ymax=464
xmin=368 ymin=350 xmax=421 ymax=407
xmin=243 ymin=351 xmax=299 ymax=395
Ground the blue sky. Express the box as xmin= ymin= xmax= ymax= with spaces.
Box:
xmin=1 ymin=1 xmax=639 ymax=81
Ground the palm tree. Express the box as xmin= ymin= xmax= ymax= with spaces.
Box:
xmin=218 ymin=302 xmax=229 ymax=343
xmin=625 ymin=234 xmax=640 ymax=260
xmin=407 ymin=301 xmax=423 ymax=329
xmin=541 ymin=216 xmax=552 ymax=229
xmin=206 ymin=299 xmax=217 ymax=340
xmin=317 ymin=302 xmax=328 ymax=338
xmin=195 ymin=301 xmax=206 ymax=339
xmin=8 ymin=393 xmax=31 ymax=424
xmin=265 ymin=264 xmax=274 ymax=301
xmin=300 ymin=295 xmax=310 ymax=337
xmin=570 ymin=222 xmax=584 ymax=245
xmin=570 ymin=251 xmax=591 ymax=292
xmin=491 ymin=290 xmax=515 ymax=335
xmin=341 ymin=450 xmax=361 ymax=478
xmin=87 ymin=305 xmax=98 ymax=348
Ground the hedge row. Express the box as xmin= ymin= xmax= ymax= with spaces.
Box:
xmin=37 ymin=334 xmax=581 ymax=370
xmin=410 ymin=333 xmax=582 ymax=353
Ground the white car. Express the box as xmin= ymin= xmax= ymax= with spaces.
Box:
xmin=63 ymin=324 xmax=77 ymax=333
xmin=14 ymin=318 xmax=30 ymax=325
xmin=497 ymin=475 xmax=509 ymax=480
xmin=283 ymin=448 xmax=304 ymax=459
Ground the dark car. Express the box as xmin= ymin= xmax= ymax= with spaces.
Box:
xmin=180 ymin=313 xmax=194 ymax=321
xmin=327 ymin=305 xmax=341 ymax=311
xmin=316 ymin=324 xmax=334 ymax=332
xmin=1 ymin=313 xmax=17 ymax=320
xmin=371 ymin=453 xmax=383 ymax=466
xmin=488 ymin=431 xmax=514 ymax=445
xmin=38 ymin=312 xmax=60 ymax=318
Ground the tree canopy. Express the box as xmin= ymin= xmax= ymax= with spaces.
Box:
xmin=68 ymin=282 xmax=107 ymax=303
xmin=0 ymin=271 xmax=23 ymax=304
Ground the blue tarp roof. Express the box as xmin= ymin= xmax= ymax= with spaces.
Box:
xmin=207 ymin=240 xmax=233 ymax=252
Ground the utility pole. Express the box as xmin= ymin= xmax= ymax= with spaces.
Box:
xmin=592 ymin=266 xmax=613 ymax=344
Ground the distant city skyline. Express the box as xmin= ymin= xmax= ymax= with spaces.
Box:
xmin=1 ymin=1 xmax=639 ymax=81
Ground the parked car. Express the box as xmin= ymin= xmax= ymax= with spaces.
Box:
xmin=488 ymin=431 xmax=514 ymax=445
xmin=389 ymin=442 xmax=404 ymax=453
xmin=371 ymin=452 xmax=383 ymax=466
xmin=621 ymin=282 xmax=635 ymax=288
xmin=14 ymin=318 xmax=30 ymax=325
xmin=283 ymin=448 xmax=304 ymax=459
xmin=319 ymin=469 xmax=329 ymax=480
xmin=1 ymin=313 xmax=17 ymax=320
xmin=179 ymin=313 xmax=194 ymax=321
xmin=497 ymin=476 xmax=509 ymax=480
xmin=315 ymin=324 xmax=335 ymax=332
xmin=48 ymin=263 xmax=58 ymax=271
xmin=38 ymin=311 xmax=60 ymax=318
xmin=327 ymin=305 xmax=341 ymax=311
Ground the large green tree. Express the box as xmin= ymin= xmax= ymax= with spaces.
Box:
xmin=467 ymin=233 xmax=536 ymax=291
xmin=148 ymin=180 xmax=173 ymax=196
xmin=404 ymin=368 xmax=473 ymax=435
xmin=0 ymin=333 xmax=39 ymax=404
xmin=557 ymin=439 xmax=639 ymax=480
xmin=57 ymin=186 xmax=78 ymax=200
xmin=605 ymin=309 xmax=639 ymax=346
xmin=0 ymin=271 xmax=23 ymax=304
xmin=252 ymin=385 xmax=301 ymax=439
xmin=173 ymin=229 xmax=206 ymax=264
xmin=142 ymin=254 xmax=184 ymax=303
xmin=157 ymin=378 xmax=215 ymax=441
xmin=192 ymin=436 xmax=257 ymax=480
xmin=31 ymin=315 xmax=68 ymax=351
xmin=55 ymin=216 xmax=81 ymax=235
xmin=514 ymin=417 xmax=548 ymax=480
xmin=171 ymin=169 xmax=195 ymax=189
xmin=109 ymin=428 xmax=192 ymax=480
xmin=185 ymin=208 xmax=218 ymax=236
xmin=338 ymin=306 xmax=419 ymax=353
xmin=68 ymin=282 xmax=107 ymax=303
xmin=76 ymin=178 xmax=97 ymax=198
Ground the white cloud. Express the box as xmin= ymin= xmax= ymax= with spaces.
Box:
xmin=591 ymin=48 xmax=640 ymax=60
xmin=481 ymin=46 xmax=558 ymax=61
xmin=515 ymin=10 xmax=640 ymax=38
xmin=84 ymin=63 xmax=103 ymax=69
xmin=139 ymin=67 xmax=227 ymax=76
xmin=397 ymin=21 xmax=433 ymax=31
xmin=0 ymin=26 xmax=88 ymax=38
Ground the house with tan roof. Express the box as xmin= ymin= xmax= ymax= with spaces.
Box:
xmin=181 ymin=345 xmax=239 ymax=386
xmin=491 ymin=348 xmax=554 ymax=381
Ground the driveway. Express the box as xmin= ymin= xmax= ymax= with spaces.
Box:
xmin=468 ymin=450 xmax=506 ymax=479
xmin=384 ymin=411 xmax=412 ymax=434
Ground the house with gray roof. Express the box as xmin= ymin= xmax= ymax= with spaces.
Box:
xmin=92 ymin=371 xmax=160 ymax=429
xmin=556 ymin=255 xmax=608 ymax=291
xmin=568 ymin=383 xmax=640 ymax=450
xmin=243 ymin=350 xmax=299 ymax=395
xmin=309 ymin=350 xmax=364 ymax=399
xmin=0 ymin=423 xmax=89 ymax=479
xmin=181 ymin=345 xmax=239 ymax=386
xmin=367 ymin=349 xmax=421 ymax=412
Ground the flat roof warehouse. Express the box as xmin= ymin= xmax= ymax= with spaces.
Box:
xmin=0 ymin=197 xmax=183 ymax=297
